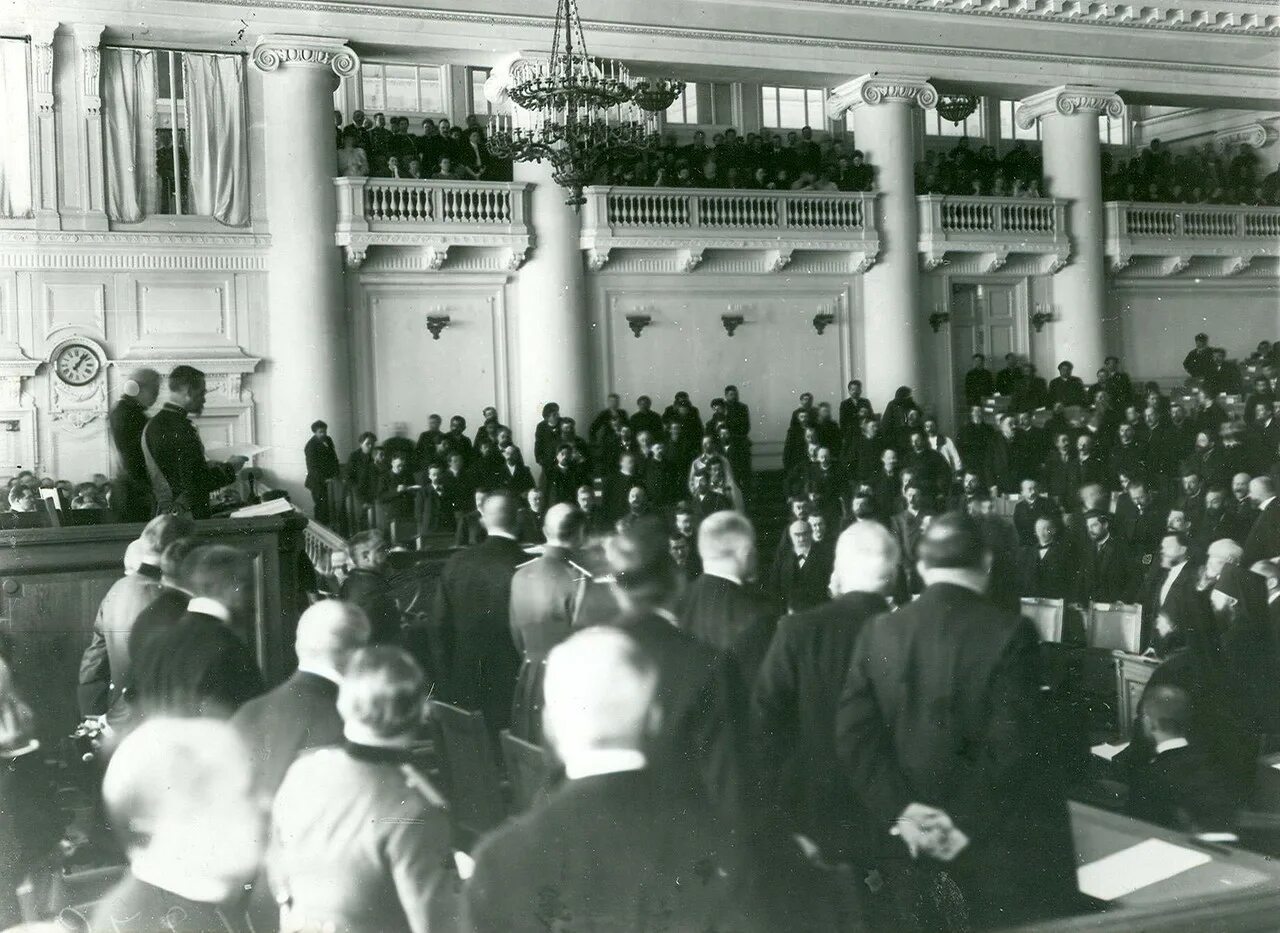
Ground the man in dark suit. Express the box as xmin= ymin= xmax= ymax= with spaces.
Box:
xmin=964 ymin=353 xmax=995 ymax=408
xmin=454 ymin=489 xmax=490 ymax=547
xmin=1126 ymin=685 xmax=1236 ymax=831
xmin=1048 ymin=360 xmax=1087 ymax=408
xmin=1019 ymin=515 xmax=1076 ymax=599
xmin=1078 ymin=510 xmax=1135 ymax=603
xmin=836 ymin=513 xmax=1079 ymax=930
xmin=1242 ymin=475 xmax=1280 ymax=566
xmin=430 ymin=492 xmax=528 ymax=734
xmin=494 ymin=442 xmax=534 ymax=497
xmin=142 ymin=366 xmax=247 ymax=519
xmin=338 ymin=530 xmax=401 ymax=644
xmin=955 ymin=406 xmax=995 ymax=488
xmin=677 ymin=512 xmax=779 ymax=687
xmin=303 ymin=419 xmax=341 ymax=525
xmin=463 ymin=627 xmax=767 ymax=933
xmin=130 ymin=544 xmax=265 ymax=721
xmin=1139 ymin=531 xmax=1205 ymax=653
xmin=1012 ymin=479 xmax=1059 ymax=547
xmin=514 ymin=487 xmax=547 ymax=545
xmin=232 ymin=600 xmax=370 ymax=797
xmin=766 ymin=519 xmax=833 ymax=614
xmin=890 ymin=485 xmax=931 ymax=594
xmin=416 ymin=463 xmax=453 ymax=535
xmin=691 ymin=470 xmax=733 ymax=520
xmin=838 ymin=379 xmax=874 ymax=449
xmin=1113 ymin=479 xmax=1164 ymax=565
xmin=1183 ymin=332 xmax=1214 ymax=381
xmin=108 ymin=368 xmax=160 ymax=522
xmin=753 ymin=521 xmax=898 ymax=870
xmin=724 ymin=384 xmax=751 ymax=438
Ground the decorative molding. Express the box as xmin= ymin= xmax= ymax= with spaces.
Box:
xmin=977 ymin=250 xmax=1010 ymax=274
xmin=0 ymin=231 xmax=269 ymax=271
xmin=47 ymin=335 xmax=109 ymax=432
xmin=213 ymin=0 xmax=1280 ymax=46
xmin=27 ymin=22 xmax=56 ymax=114
xmin=423 ymin=245 xmax=449 ymax=271
xmin=587 ymin=248 xmax=612 ymax=272
xmin=1214 ymin=122 xmax=1277 ymax=149
xmin=849 ymin=250 xmax=878 ymax=274
xmin=502 ymin=247 xmax=528 ymax=272
xmin=344 ymin=244 xmax=367 ymax=268
xmin=1111 ymin=252 xmax=1134 ymax=272
xmin=71 ymin=24 xmax=105 ymax=116
xmin=1159 ymin=255 xmax=1193 ymax=276
xmin=827 ymin=74 xmax=938 ymax=120
xmin=1015 ymin=85 xmax=1125 ymax=130
xmin=765 ymin=248 xmax=794 ymax=273
xmin=676 ymin=248 xmax=704 ymax=274
xmin=0 ymin=348 xmax=41 ymax=410
xmin=250 ymin=34 xmax=359 ymax=78
xmin=1224 ymin=255 xmax=1254 ymax=275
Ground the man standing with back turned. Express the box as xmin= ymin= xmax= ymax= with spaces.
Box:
xmin=108 ymin=368 xmax=160 ymax=522
xmin=837 ymin=512 xmax=1078 ymax=930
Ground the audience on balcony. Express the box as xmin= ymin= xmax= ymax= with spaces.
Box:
xmin=915 ymin=138 xmax=1045 ymax=198
xmin=1102 ymin=139 xmax=1280 ymax=206
xmin=340 ymin=111 xmax=513 ymax=181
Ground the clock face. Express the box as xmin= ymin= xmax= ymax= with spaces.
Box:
xmin=54 ymin=344 xmax=101 ymax=387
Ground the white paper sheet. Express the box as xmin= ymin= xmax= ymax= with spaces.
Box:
xmin=1090 ymin=741 xmax=1130 ymax=761
xmin=229 ymin=498 xmax=295 ymax=518
xmin=1077 ymin=838 xmax=1211 ymax=901
xmin=204 ymin=443 xmax=269 ymax=461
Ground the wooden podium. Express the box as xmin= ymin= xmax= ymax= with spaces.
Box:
xmin=0 ymin=513 xmax=309 ymax=743
xmin=1112 ymin=650 xmax=1161 ymax=739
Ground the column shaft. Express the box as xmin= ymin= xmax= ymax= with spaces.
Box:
xmin=513 ymin=160 xmax=593 ymax=458
xmin=255 ymin=39 xmax=353 ymax=498
xmin=1042 ymin=114 xmax=1107 ymax=375
xmin=852 ymin=100 xmax=924 ymax=404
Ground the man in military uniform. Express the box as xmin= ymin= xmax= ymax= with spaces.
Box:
xmin=142 ymin=366 xmax=246 ymax=519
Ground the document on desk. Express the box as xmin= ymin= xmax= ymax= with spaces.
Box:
xmin=1078 ymin=839 xmax=1212 ymax=900
xmin=1090 ymin=741 xmax=1130 ymax=761
xmin=204 ymin=443 xmax=269 ymax=461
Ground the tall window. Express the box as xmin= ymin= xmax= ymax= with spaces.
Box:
xmin=468 ymin=66 xmax=492 ymax=118
xmin=664 ymin=81 xmax=700 ymax=125
xmin=1099 ymin=106 xmax=1128 ymax=145
xmin=360 ymin=63 xmax=445 ymax=116
xmin=0 ymin=38 xmax=33 ymax=219
xmin=154 ymin=50 xmax=189 ymax=215
xmin=926 ymin=107 xmax=982 ymax=138
xmin=998 ymin=100 xmax=1040 ymax=141
xmin=761 ymin=85 xmax=825 ymax=130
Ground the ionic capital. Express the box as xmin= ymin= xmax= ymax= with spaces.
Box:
xmin=251 ymin=35 xmax=359 ymax=79
xmin=826 ymin=74 xmax=937 ymax=120
xmin=1015 ymin=85 xmax=1123 ymax=130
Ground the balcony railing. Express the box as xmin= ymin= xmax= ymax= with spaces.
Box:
xmin=917 ymin=194 xmax=1070 ymax=272
xmin=579 ymin=186 xmax=880 ymax=271
xmin=333 ymin=177 xmax=531 ymax=268
xmin=1105 ymin=201 xmax=1280 ymax=273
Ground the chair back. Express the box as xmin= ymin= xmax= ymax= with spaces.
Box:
xmin=1086 ymin=601 xmax=1142 ymax=653
xmin=499 ymin=729 xmax=551 ymax=813
xmin=1021 ymin=597 xmax=1065 ymax=643
xmin=428 ymin=701 xmax=506 ymax=848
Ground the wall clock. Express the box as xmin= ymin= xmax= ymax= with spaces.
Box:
xmin=52 ymin=342 xmax=102 ymax=387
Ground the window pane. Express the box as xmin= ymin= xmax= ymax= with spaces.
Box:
xmin=418 ymin=67 xmax=443 ymax=114
xmin=761 ymin=86 xmax=779 ymax=128
xmin=666 ymin=82 xmax=698 ymax=124
xmin=778 ymin=87 xmax=806 ymax=128
xmin=806 ymin=90 xmax=825 ymax=129
xmin=470 ymin=68 xmax=491 ymax=117
xmin=361 ymin=65 xmax=384 ymax=111
xmin=383 ymin=64 xmax=417 ymax=111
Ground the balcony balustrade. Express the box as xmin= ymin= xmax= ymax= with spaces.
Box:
xmin=333 ymin=177 xmax=531 ymax=270
xmin=1105 ymin=201 xmax=1280 ymax=276
xmin=578 ymin=185 xmax=880 ymax=273
xmin=917 ymin=194 xmax=1070 ymax=274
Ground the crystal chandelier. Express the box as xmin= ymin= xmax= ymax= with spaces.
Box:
xmin=487 ymin=0 xmax=681 ymax=208
xmin=936 ymin=94 xmax=980 ymax=126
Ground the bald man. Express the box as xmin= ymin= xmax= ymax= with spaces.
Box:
xmin=764 ymin=518 xmax=833 ymax=614
xmin=465 ymin=627 xmax=762 ymax=933
xmin=109 ymin=367 xmax=161 ymax=521
xmin=677 ymin=511 xmax=780 ymax=686
xmin=232 ymin=599 xmax=371 ymax=796
xmin=753 ymin=521 xmax=900 ymax=870
xmin=430 ymin=491 xmax=529 ymax=734
xmin=508 ymin=503 xmax=592 ymax=742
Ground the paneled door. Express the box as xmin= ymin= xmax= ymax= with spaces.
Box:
xmin=949 ymin=281 xmax=1022 ymax=419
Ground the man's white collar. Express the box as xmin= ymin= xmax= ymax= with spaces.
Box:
xmin=563 ymin=748 xmax=647 ymax=781
xmin=187 ymin=597 xmax=231 ymax=624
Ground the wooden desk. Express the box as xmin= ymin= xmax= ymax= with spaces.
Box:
xmin=0 ymin=514 xmax=308 ymax=743
xmin=1113 ymin=651 xmax=1160 ymax=739
xmin=1015 ymin=802 xmax=1280 ymax=931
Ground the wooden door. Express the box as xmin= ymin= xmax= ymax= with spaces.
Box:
xmin=949 ymin=282 xmax=1022 ymax=419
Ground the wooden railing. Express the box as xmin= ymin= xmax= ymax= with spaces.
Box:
xmin=918 ymin=194 xmax=1066 ymax=237
xmin=1105 ymin=201 xmax=1280 ymax=241
xmin=581 ymin=186 xmax=876 ymax=234
xmin=303 ymin=517 xmax=348 ymax=575
xmin=334 ymin=178 xmax=530 ymax=229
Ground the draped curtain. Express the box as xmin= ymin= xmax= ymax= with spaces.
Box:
xmin=0 ymin=39 xmax=34 ymax=219
xmin=183 ymin=52 xmax=249 ymax=227
xmin=102 ymin=48 xmax=158 ymax=222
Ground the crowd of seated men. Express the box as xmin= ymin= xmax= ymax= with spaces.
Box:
xmin=1102 ymin=139 xmax=1280 ymax=206
xmin=336 ymin=111 xmax=511 ymax=182
xmin=1 ymin=323 xmax=1277 ymax=932
xmin=915 ymin=137 xmax=1046 ymax=197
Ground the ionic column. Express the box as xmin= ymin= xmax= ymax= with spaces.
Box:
xmin=252 ymin=35 xmax=358 ymax=497
xmin=512 ymin=159 xmax=593 ymax=458
xmin=827 ymin=74 xmax=936 ymax=406
xmin=1016 ymin=86 xmax=1124 ymax=377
